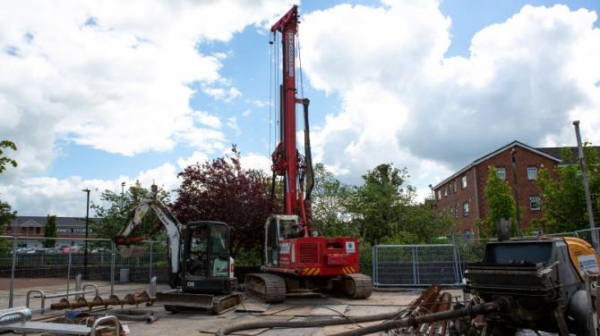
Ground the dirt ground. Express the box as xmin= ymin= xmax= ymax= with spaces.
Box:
xmin=1 ymin=278 xmax=458 ymax=335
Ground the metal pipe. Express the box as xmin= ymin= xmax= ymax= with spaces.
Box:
xmin=260 ymin=266 xmax=300 ymax=275
xmin=573 ymin=120 xmax=599 ymax=250
xmin=331 ymin=300 xmax=504 ymax=336
xmin=218 ymin=300 xmax=503 ymax=336
xmin=0 ymin=307 xmax=33 ymax=325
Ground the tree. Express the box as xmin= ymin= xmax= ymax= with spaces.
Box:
xmin=479 ymin=166 xmax=516 ymax=238
xmin=345 ymin=163 xmax=412 ymax=245
xmin=171 ymin=145 xmax=272 ymax=258
xmin=536 ymin=145 xmax=600 ymax=233
xmin=0 ymin=140 xmax=17 ymax=173
xmin=0 ymin=140 xmax=18 ymax=253
xmin=91 ymin=181 xmax=168 ymax=243
xmin=310 ymin=163 xmax=355 ymax=237
xmin=0 ymin=201 xmax=17 ymax=253
xmin=43 ymin=215 xmax=58 ymax=248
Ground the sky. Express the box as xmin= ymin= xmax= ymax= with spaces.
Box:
xmin=1 ymin=0 xmax=600 ymax=218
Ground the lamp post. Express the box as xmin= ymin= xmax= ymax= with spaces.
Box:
xmin=573 ymin=120 xmax=598 ymax=250
xmin=511 ymin=148 xmax=521 ymax=237
xmin=82 ymin=188 xmax=90 ymax=280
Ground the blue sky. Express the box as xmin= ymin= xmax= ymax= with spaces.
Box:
xmin=1 ymin=0 xmax=600 ymax=217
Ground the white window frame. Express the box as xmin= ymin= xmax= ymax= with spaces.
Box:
xmin=530 ymin=196 xmax=541 ymax=211
xmin=527 ymin=167 xmax=538 ymax=180
xmin=461 ymin=176 xmax=467 ymax=189
xmin=496 ymin=167 xmax=506 ymax=180
xmin=463 ymin=202 xmax=469 ymax=216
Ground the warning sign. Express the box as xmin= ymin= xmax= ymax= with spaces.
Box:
xmin=578 ymin=254 xmax=599 ymax=274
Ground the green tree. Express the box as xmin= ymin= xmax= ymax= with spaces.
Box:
xmin=345 ymin=163 xmax=412 ymax=245
xmin=91 ymin=181 xmax=168 ymax=243
xmin=536 ymin=145 xmax=599 ymax=233
xmin=0 ymin=140 xmax=18 ymax=253
xmin=0 ymin=140 xmax=17 ymax=173
xmin=310 ymin=163 xmax=355 ymax=237
xmin=479 ymin=166 xmax=516 ymax=238
xmin=43 ymin=215 xmax=57 ymax=248
xmin=0 ymin=201 xmax=17 ymax=253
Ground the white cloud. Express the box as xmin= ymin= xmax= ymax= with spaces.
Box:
xmin=0 ymin=0 xmax=292 ymax=177
xmin=301 ymin=1 xmax=600 ymax=198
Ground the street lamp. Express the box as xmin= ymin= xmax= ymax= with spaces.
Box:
xmin=573 ymin=120 xmax=598 ymax=250
xmin=82 ymin=188 xmax=90 ymax=280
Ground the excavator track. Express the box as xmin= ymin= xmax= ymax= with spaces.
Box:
xmin=160 ymin=291 xmax=242 ymax=314
xmin=244 ymin=273 xmax=287 ymax=303
xmin=341 ymin=273 xmax=373 ymax=299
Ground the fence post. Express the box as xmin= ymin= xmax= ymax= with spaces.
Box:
xmin=371 ymin=245 xmax=378 ymax=287
xmin=66 ymin=251 xmax=73 ymax=295
xmin=149 ymin=241 xmax=154 ymax=282
xmin=411 ymin=246 xmax=418 ymax=285
xmin=9 ymin=237 xmax=17 ymax=308
xmin=110 ymin=242 xmax=116 ymax=296
xmin=75 ymin=274 xmax=82 ymax=300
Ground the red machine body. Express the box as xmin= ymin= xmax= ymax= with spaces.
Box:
xmin=244 ymin=6 xmax=371 ymax=302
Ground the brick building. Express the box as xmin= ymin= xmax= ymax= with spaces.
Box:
xmin=5 ymin=216 xmax=97 ymax=249
xmin=432 ymin=140 xmax=568 ymax=238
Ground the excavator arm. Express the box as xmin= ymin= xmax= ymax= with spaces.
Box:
xmin=114 ymin=187 xmax=183 ymax=276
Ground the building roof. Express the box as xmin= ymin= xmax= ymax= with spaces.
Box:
xmin=536 ymin=146 xmax=600 ymax=165
xmin=432 ymin=140 xmax=561 ymax=189
xmin=9 ymin=216 xmax=94 ymax=227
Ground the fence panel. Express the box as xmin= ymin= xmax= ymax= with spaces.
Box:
xmin=0 ymin=236 xmax=168 ymax=309
xmin=372 ymin=244 xmax=461 ymax=287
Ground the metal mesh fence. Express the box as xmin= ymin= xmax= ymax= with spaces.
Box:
xmin=372 ymin=244 xmax=461 ymax=287
xmin=0 ymin=236 xmax=169 ymax=309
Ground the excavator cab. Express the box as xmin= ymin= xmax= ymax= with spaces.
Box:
xmin=180 ymin=221 xmax=236 ymax=294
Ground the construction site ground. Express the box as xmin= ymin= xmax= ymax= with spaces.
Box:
xmin=0 ymin=280 xmax=548 ymax=336
xmin=0 ymin=278 xmax=471 ymax=335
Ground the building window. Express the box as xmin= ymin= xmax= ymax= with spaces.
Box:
xmin=36 ymin=227 xmax=41 ymax=234
xmin=453 ymin=181 xmax=457 ymax=193
xmin=530 ymin=196 xmax=541 ymax=211
xmin=496 ymin=167 xmax=506 ymax=180
xmin=437 ymin=190 xmax=441 ymax=200
xmin=463 ymin=202 xmax=469 ymax=216
xmin=461 ymin=176 xmax=467 ymax=189
xmin=21 ymin=227 xmax=26 ymax=234
xmin=444 ymin=186 xmax=448 ymax=197
xmin=527 ymin=167 xmax=538 ymax=180
xmin=455 ymin=204 xmax=459 ymax=218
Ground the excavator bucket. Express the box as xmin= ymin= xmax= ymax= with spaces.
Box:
xmin=118 ymin=245 xmax=147 ymax=258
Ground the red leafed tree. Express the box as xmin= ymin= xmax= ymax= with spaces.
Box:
xmin=171 ymin=145 xmax=273 ymax=257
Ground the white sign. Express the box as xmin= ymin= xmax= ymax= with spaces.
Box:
xmin=578 ymin=254 xmax=599 ymax=274
xmin=346 ymin=241 xmax=356 ymax=254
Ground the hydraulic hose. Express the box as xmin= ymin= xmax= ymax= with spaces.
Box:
xmin=217 ymin=300 xmax=504 ymax=336
xmin=216 ymin=311 xmax=405 ymax=335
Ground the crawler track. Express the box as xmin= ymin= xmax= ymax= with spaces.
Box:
xmin=341 ymin=273 xmax=373 ymax=299
xmin=244 ymin=273 xmax=287 ymax=303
